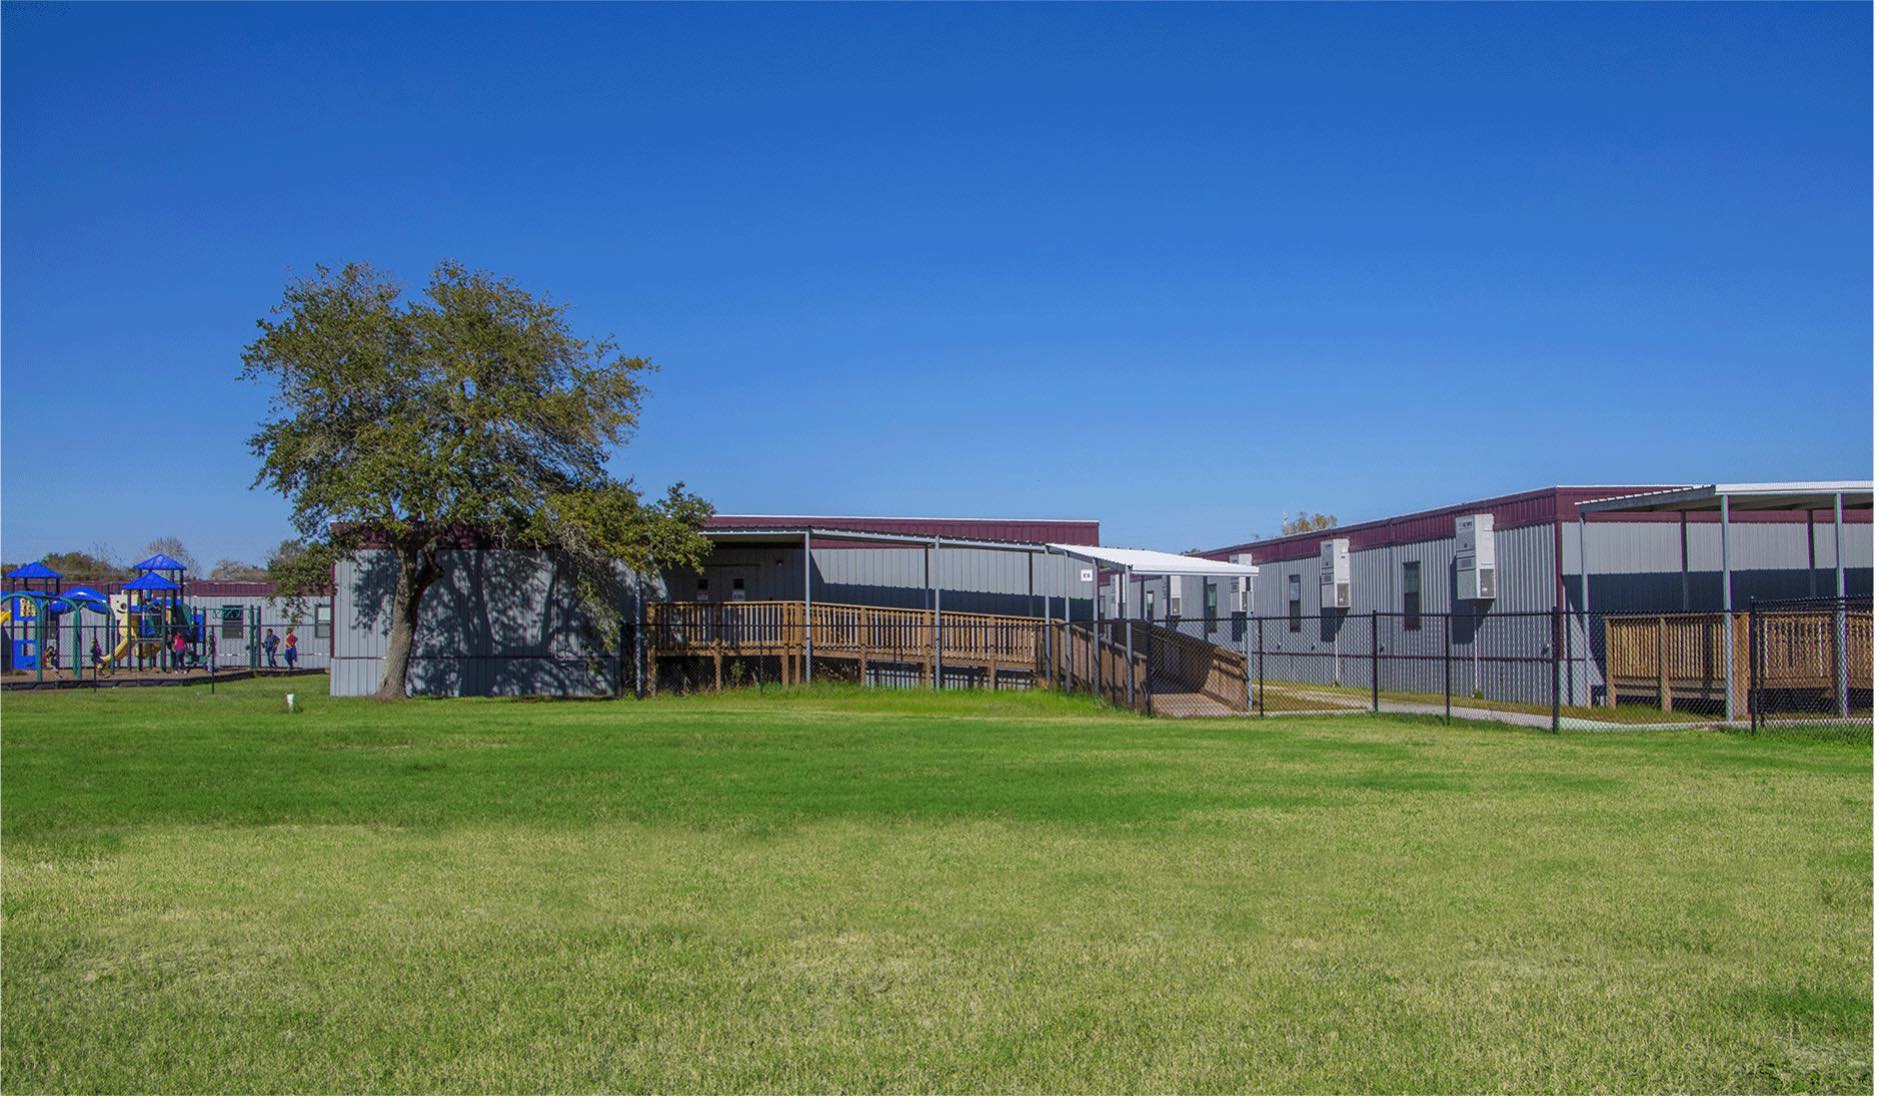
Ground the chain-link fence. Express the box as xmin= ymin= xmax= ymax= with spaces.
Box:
xmin=3 ymin=603 xmax=331 ymax=687
xmin=629 ymin=600 xmax=1873 ymax=733
xmin=1749 ymin=596 xmax=1872 ymax=732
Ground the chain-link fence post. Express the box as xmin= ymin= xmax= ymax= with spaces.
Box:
xmin=1145 ymin=618 xmax=1154 ymax=717
xmin=1256 ymin=615 xmax=1265 ymax=717
xmin=1550 ymin=605 xmax=1562 ymax=733
xmin=1370 ymin=611 xmax=1380 ymax=713
xmin=1124 ymin=615 xmax=1135 ymax=712
xmin=1443 ymin=611 xmax=1452 ymax=724
xmin=1748 ymin=599 xmax=1760 ymax=733
xmin=1244 ymin=611 xmax=1254 ymax=714
xmin=1834 ymin=597 xmax=1849 ymax=718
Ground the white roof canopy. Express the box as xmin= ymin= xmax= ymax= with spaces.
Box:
xmin=1047 ymin=544 xmax=1257 ymax=577
xmin=1578 ymin=481 xmax=1873 ymax=514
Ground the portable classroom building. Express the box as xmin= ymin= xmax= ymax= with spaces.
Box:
xmin=1169 ymin=483 xmax=1873 ymax=707
xmin=329 ymin=515 xmax=1102 ymax=697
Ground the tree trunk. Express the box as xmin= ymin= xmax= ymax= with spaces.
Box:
xmin=372 ymin=542 xmax=440 ymax=701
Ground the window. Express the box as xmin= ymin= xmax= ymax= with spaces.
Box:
xmin=730 ymin=577 xmax=746 ymax=602
xmin=1204 ymin=580 xmax=1217 ymax=621
xmin=1144 ymin=589 xmax=1157 ymax=621
xmin=315 ymin=604 xmax=332 ymax=640
xmin=694 ymin=577 xmax=711 ymax=603
xmin=1287 ymin=574 xmax=1302 ymax=633
xmin=1167 ymin=578 xmax=1181 ymax=620
xmin=1402 ymin=562 xmax=1422 ymax=631
xmin=220 ymin=606 xmax=245 ymax=640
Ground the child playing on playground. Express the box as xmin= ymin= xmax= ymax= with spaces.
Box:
xmin=45 ymin=639 xmax=60 ymax=677
xmin=283 ymin=629 xmax=299 ymax=670
xmin=264 ymin=628 xmax=279 ymax=668
xmin=171 ymin=630 xmax=188 ymax=672
xmin=90 ymin=638 xmax=105 ymax=671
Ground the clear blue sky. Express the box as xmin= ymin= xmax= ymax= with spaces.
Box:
xmin=3 ymin=2 xmax=1871 ymax=566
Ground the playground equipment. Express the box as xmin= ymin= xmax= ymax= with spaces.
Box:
xmin=3 ymin=562 xmax=63 ymax=671
xmin=110 ymin=566 xmax=204 ymax=672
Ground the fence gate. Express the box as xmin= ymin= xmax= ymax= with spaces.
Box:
xmin=1749 ymin=595 xmax=1872 ymax=730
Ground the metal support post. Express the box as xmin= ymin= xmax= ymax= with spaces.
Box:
xmin=1835 ymin=493 xmax=1848 ymax=718
xmin=1721 ymin=494 xmax=1734 ymax=721
xmin=802 ymin=531 xmax=813 ymax=685
xmin=1579 ymin=515 xmax=1592 ymax=708
xmin=931 ymin=537 xmax=942 ymax=690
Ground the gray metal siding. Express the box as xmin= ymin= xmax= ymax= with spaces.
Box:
xmin=188 ymin=594 xmax=334 ymax=671
xmin=1563 ymin=520 xmax=1874 ymax=610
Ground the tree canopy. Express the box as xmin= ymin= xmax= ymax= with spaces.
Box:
xmin=242 ymin=261 xmax=712 ymax=698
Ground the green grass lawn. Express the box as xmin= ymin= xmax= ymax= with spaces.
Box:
xmin=3 ymin=676 xmax=1870 ymax=1093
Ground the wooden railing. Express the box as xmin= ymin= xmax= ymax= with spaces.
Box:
xmin=648 ymin=600 xmax=1049 ymax=691
xmin=1605 ymin=610 xmax=1872 ymax=715
xmin=645 ymin=601 xmax=1256 ymax=713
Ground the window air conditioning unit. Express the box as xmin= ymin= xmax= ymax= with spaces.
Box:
xmin=1455 ymin=513 xmax=1497 ymax=601
xmin=1168 ymin=576 xmax=1183 ymax=618
xmin=1231 ymin=554 xmax=1256 ymax=613
xmin=1319 ymin=538 xmax=1351 ymax=610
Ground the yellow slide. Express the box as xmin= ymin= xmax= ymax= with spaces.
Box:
xmin=107 ymin=606 xmax=138 ymax=666
xmin=104 ymin=597 xmax=141 ymax=668
xmin=0 ymin=606 xmax=10 ymax=627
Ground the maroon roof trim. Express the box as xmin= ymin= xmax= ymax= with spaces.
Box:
xmin=707 ymin=515 xmax=1100 ymax=546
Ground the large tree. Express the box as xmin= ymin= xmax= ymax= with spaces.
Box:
xmin=242 ymin=261 xmax=712 ymax=700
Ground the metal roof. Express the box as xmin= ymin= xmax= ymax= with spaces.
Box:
xmin=701 ymin=525 xmax=1254 ymax=576
xmin=1578 ymin=482 xmax=1874 ymax=515
xmin=1048 ymin=544 xmax=1258 ymax=577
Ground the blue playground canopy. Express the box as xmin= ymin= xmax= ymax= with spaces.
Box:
xmin=6 ymin=562 xmax=63 ymax=581
xmin=133 ymin=554 xmax=189 ymax=572
xmin=56 ymin=586 xmax=111 ymax=612
xmin=124 ymin=571 xmax=182 ymax=592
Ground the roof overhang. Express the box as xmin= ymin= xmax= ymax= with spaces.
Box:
xmin=703 ymin=525 xmax=1050 ymax=553
xmin=1047 ymin=544 xmax=1258 ymax=577
xmin=1577 ymin=481 xmax=1874 ymax=515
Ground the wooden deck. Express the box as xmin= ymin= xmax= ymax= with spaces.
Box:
xmin=646 ymin=601 xmax=1252 ymax=713
xmin=1605 ymin=610 xmax=1872 ymax=716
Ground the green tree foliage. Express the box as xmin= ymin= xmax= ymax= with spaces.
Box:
xmin=241 ymin=261 xmax=713 ymax=699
